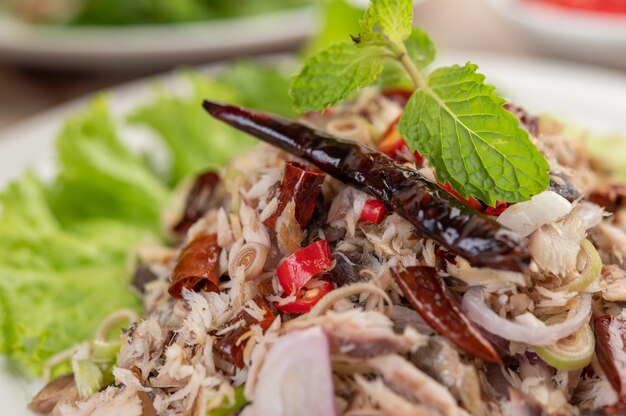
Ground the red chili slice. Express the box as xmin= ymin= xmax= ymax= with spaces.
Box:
xmin=377 ymin=122 xmax=419 ymax=164
xmin=264 ymin=161 xmax=325 ymax=229
xmin=275 ymin=278 xmax=334 ymax=314
xmin=594 ymin=315 xmax=626 ymax=399
xmin=391 ymin=265 xmax=502 ymax=364
xmin=168 ymin=234 xmax=221 ymax=299
xmin=276 ymin=240 xmax=332 ymax=295
xmin=360 ymin=199 xmax=388 ymax=224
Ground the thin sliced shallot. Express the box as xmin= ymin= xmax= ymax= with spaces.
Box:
xmin=497 ymin=191 xmax=572 ymax=237
xmin=461 ymin=288 xmax=591 ymax=346
xmin=252 ymin=327 xmax=336 ymax=416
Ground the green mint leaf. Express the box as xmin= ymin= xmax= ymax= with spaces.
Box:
xmin=405 ymin=27 xmax=436 ymax=69
xmin=398 ymin=63 xmax=550 ymax=205
xmin=377 ymin=28 xmax=435 ymax=88
xmin=290 ymin=41 xmax=387 ymax=112
xmin=364 ymin=0 xmax=413 ymax=44
xmin=378 ymin=60 xmax=414 ymax=88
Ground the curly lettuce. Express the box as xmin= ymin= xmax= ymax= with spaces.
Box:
xmin=0 ymin=63 xmax=290 ymax=376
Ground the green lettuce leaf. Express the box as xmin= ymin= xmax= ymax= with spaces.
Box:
xmin=218 ymin=61 xmax=295 ymax=117
xmin=47 ymin=97 xmax=170 ymax=235
xmin=0 ymin=64 xmax=291 ymax=376
xmin=303 ymin=0 xmax=363 ymax=58
xmin=129 ymin=73 xmax=256 ymax=185
xmin=0 ymin=265 xmax=140 ymax=377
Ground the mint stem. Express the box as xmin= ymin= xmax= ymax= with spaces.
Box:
xmin=397 ymin=45 xmax=426 ymax=90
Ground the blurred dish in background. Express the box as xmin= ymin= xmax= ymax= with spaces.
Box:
xmin=486 ymin=0 xmax=626 ymax=69
xmin=524 ymin=0 xmax=626 ymax=14
xmin=0 ymin=3 xmax=315 ymax=70
xmin=4 ymin=0 xmax=310 ymax=25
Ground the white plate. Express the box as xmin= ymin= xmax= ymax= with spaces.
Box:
xmin=2 ymin=52 xmax=626 ymax=414
xmin=486 ymin=0 xmax=626 ymax=68
xmin=0 ymin=7 xmax=317 ymax=70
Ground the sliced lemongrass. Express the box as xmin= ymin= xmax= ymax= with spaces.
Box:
xmin=564 ymin=239 xmax=602 ymax=292
xmin=72 ymin=359 xmax=103 ymax=399
xmin=228 ymin=242 xmax=268 ymax=280
xmin=534 ymin=320 xmax=595 ymax=371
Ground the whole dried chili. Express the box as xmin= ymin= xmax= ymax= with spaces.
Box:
xmin=264 ymin=161 xmax=325 ymax=229
xmin=215 ymin=296 xmax=276 ymax=368
xmin=391 ymin=265 xmax=502 ymax=364
xmin=594 ymin=315 xmax=626 ymax=400
xmin=588 ymin=183 xmax=626 ymax=213
xmin=168 ymin=234 xmax=221 ymax=299
xmin=173 ymin=171 xmax=220 ymax=236
xmin=203 ymin=101 xmax=530 ymax=272
xmin=503 ymin=102 xmax=539 ymax=137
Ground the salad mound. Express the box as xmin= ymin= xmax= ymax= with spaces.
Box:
xmin=4 ymin=1 xmax=626 ymax=415
xmin=29 ymin=87 xmax=626 ymax=416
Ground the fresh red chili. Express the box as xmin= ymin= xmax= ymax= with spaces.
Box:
xmin=360 ymin=199 xmax=388 ymax=224
xmin=276 ymin=240 xmax=333 ymax=295
xmin=437 ymin=181 xmax=483 ymax=211
xmin=392 ymin=265 xmax=502 ymax=364
xmin=377 ymin=122 xmax=422 ymax=164
xmin=275 ymin=278 xmax=334 ymax=314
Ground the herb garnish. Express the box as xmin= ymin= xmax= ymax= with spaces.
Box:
xmin=289 ymin=0 xmax=550 ymax=205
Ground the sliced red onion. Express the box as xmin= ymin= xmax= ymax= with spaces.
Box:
xmin=574 ymin=201 xmax=604 ymax=229
xmin=461 ymin=288 xmax=591 ymax=346
xmin=497 ymin=191 xmax=572 ymax=237
xmin=252 ymin=327 xmax=337 ymax=416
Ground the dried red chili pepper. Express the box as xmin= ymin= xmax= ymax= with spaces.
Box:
xmin=203 ymin=101 xmax=530 ymax=272
xmin=594 ymin=315 xmax=626 ymax=399
xmin=483 ymin=201 xmax=509 ymax=217
xmin=168 ymin=234 xmax=221 ymax=299
xmin=173 ymin=171 xmax=220 ymax=236
xmin=274 ymin=277 xmax=334 ymax=314
xmin=360 ymin=199 xmax=388 ymax=224
xmin=215 ymin=296 xmax=276 ymax=368
xmin=265 ymin=161 xmax=325 ymax=229
xmin=588 ymin=183 xmax=626 ymax=213
xmin=381 ymin=87 xmax=413 ymax=107
xmin=392 ymin=266 xmax=502 ymax=364
xmin=503 ymin=102 xmax=539 ymax=137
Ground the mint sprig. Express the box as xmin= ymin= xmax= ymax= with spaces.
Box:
xmin=289 ymin=0 xmax=549 ymax=205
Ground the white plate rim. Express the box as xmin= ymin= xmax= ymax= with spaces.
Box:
xmin=0 ymin=7 xmax=317 ymax=68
